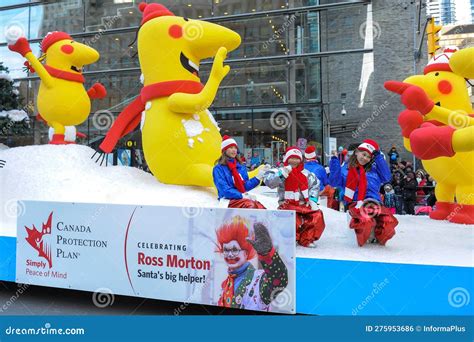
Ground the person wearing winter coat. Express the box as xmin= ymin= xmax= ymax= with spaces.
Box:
xmin=331 ymin=140 xmax=398 ymax=246
xmin=391 ymin=171 xmax=404 ymax=214
xmin=213 ymin=136 xmax=268 ymax=209
xmin=415 ymin=169 xmax=427 ymax=204
xmin=402 ymin=171 xmax=418 ymax=215
xmin=383 ymin=183 xmax=397 ymax=215
xmin=263 ymin=146 xmax=325 ymax=247
xmin=329 ymin=142 xmax=392 ymax=210
xmin=216 ymin=219 xmax=288 ymax=311
xmin=388 ymin=146 xmax=399 ymax=167
xmin=304 ymin=145 xmax=328 ymax=191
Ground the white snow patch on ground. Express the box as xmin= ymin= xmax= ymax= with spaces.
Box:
xmin=0 ymin=145 xmax=472 ymax=268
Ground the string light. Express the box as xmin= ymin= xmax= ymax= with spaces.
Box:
xmin=272 ymin=135 xmax=287 ymax=144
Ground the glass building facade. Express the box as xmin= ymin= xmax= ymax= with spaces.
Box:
xmin=0 ymin=0 xmax=369 ymax=165
xmin=439 ymin=0 xmax=455 ymax=25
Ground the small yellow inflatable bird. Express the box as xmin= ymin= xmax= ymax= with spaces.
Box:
xmin=99 ymin=3 xmax=241 ymax=187
xmin=8 ymin=31 xmax=106 ymax=144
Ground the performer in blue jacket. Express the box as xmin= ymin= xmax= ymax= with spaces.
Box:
xmin=213 ymin=135 xmax=268 ymax=209
xmin=303 ymin=145 xmax=328 ymax=192
xmin=330 ymin=140 xmax=398 ymax=246
xmin=329 ymin=143 xmax=391 ymax=205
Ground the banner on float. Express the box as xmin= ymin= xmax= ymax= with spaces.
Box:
xmin=16 ymin=201 xmax=296 ymax=314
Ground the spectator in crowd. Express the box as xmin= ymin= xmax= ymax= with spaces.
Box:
xmin=415 ymin=169 xmax=427 ymax=204
xmin=383 ymin=183 xmax=397 ymax=215
xmin=304 ymin=145 xmax=328 ymax=192
xmin=250 ymin=151 xmax=261 ymax=170
xmin=338 ymin=147 xmax=348 ymax=165
xmin=402 ymin=171 xmax=417 ymax=215
xmin=425 ymin=174 xmax=436 ymax=207
xmin=391 ymin=171 xmax=404 ymax=214
xmin=388 ymin=146 xmax=399 ymax=168
xmin=240 ymin=153 xmax=247 ymax=165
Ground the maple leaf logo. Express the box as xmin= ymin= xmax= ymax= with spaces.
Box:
xmin=25 ymin=212 xmax=53 ymax=268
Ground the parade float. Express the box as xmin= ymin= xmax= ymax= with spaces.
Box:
xmin=0 ymin=4 xmax=471 ymax=316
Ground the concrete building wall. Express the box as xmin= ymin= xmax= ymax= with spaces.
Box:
xmin=320 ymin=0 xmax=428 ymax=161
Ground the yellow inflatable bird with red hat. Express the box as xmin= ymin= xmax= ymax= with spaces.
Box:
xmin=98 ymin=2 xmax=241 ymax=187
xmin=385 ymin=46 xmax=474 ymax=224
xmin=8 ymin=31 xmax=106 ymax=144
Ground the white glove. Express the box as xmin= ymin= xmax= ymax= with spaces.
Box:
xmin=256 ymin=164 xmax=271 ymax=180
xmin=355 ymin=200 xmax=364 ymax=209
xmin=242 ymin=192 xmax=257 ymax=201
xmin=280 ymin=165 xmax=292 ymax=178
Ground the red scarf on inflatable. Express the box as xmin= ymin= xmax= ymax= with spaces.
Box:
xmin=344 ymin=164 xmax=367 ymax=203
xmin=99 ymin=80 xmax=204 ymax=153
xmin=284 ymin=163 xmax=309 ymax=202
xmin=227 ymin=159 xmax=246 ymax=193
xmin=44 ymin=65 xmax=85 ymax=83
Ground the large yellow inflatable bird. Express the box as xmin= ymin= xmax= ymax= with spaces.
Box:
xmin=385 ymin=47 xmax=474 ymax=225
xmin=8 ymin=31 xmax=106 ymax=144
xmin=98 ymin=3 xmax=241 ymax=187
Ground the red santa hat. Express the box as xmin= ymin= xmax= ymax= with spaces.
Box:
xmin=357 ymin=139 xmax=379 ymax=156
xmin=138 ymin=2 xmax=174 ymax=25
xmin=41 ymin=31 xmax=72 ymax=52
xmin=423 ymin=46 xmax=459 ymax=75
xmin=304 ymin=145 xmax=317 ymax=160
xmin=283 ymin=146 xmax=302 ymax=164
xmin=221 ymin=135 xmax=238 ymax=152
